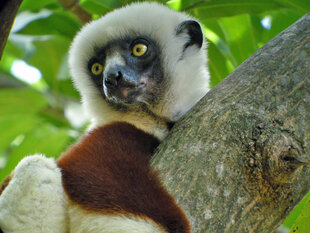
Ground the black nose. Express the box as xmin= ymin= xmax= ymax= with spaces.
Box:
xmin=104 ymin=70 xmax=123 ymax=88
xmin=104 ymin=66 xmax=140 ymax=89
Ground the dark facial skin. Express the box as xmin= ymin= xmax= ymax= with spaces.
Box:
xmin=87 ymin=36 xmax=164 ymax=111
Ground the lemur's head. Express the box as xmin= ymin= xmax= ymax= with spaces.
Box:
xmin=69 ymin=2 xmax=209 ymax=139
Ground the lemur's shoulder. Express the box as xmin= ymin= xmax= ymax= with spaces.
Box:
xmin=57 ymin=122 xmax=190 ymax=233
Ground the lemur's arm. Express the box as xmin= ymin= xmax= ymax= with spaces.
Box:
xmin=0 ymin=156 xmax=68 ymax=233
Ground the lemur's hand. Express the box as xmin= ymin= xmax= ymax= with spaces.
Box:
xmin=0 ymin=155 xmax=68 ymax=233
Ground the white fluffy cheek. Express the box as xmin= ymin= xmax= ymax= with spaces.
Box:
xmin=159 ymin=41 xmax=210 ymax=121
xmin=0 ymin=155 xmax=68 ymax=233
xmin=69 ymin=205 xmax=167 ymax=233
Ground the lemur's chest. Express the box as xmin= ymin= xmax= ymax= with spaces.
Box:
xmin=57 ymin=122 xmax=160 ymax=213
xmin=57 ymin=122 xmax=190 ymax=233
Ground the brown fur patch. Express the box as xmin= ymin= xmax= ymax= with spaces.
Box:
xmin=0 ymin=174 xmax=12 ymax=196
xmin=57 ymin=122 xmax=190 ymax=233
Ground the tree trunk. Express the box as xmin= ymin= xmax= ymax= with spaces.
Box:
xmin=152 ymin=13 xmax=310 ymax=233
xmin=0 ymin=0 xmax=23 ymax=60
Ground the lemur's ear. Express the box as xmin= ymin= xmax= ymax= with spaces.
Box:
xmin=176 ymin=20 xmax=203 ymax=49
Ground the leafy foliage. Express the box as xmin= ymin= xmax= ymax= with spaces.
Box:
xmin=0 ymin=0 xmax=309 ymax=231
xmin=289 ymin=193 xmax=310 ymax=233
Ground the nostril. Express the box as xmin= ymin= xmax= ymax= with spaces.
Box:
xmin=116 ymin=71 xmax=122 ymax=83
xmin=105 ymin=70 xmax=123 ymax=87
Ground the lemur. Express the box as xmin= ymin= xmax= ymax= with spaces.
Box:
xmin=0 ymin=2 xmax=209 ymax=233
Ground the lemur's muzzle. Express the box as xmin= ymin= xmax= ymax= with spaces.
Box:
xmin=103 ymin=65 xmax=146 ymax=103
xmin=104 ymin=65 xmax=143 ymax=88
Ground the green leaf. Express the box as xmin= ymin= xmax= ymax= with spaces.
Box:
xmin=260 ymin=9 xmax=303 ymax=44
xmin=202 ymin=18 xmax=227 ymax=44
xmin=248 ymin=14 xmax=266 ymax=47
xmin=0 ymin=125 xmax=72 ymax=181
xmin=19 ymin=0 xmax=60 ymax=11
xmin=0 ymin=88 xmax=48 ymax=115
xmin=0 ymin=40 xmax=26 ymax=76
xmin=0 ymin=115 xmax=41 ymax=153
xmin=283 ymin=191 xmax=310 ymax=229
xmin=38 ymin=106 xmax=72 ymax=128
xmin=186 ymin=0 xmax=286 ymax=18
xmin=202 ymin=18 xmax=236 ymax=76
xmin=26 ymin=35 xmax=71 ymax=92
xmin=274 ymin=0 xmax=310 ymax=14
xmin=80 ymin=0 xmax=122 ymax=15
xmin=18 ymin=11 xmax=81 ymax=38
xmin=1 ymin=40 xmax=25 ymax=61
xmin=208 ymin=42 xmax=231 ymax=88
xmin=12 ymin=10 xmax=52 ymax=33
xmin=7 ymin=34 xmax=36 ymax=60
xmin=167 ymin=0 xmax=182 ymax=10
xmin=58 ymin=80 xmax=80 ymax=100
xmin=218 ymin=14 xmax=258 ymax=66
xmin=289 ymin=192 xmax=310 ymax=232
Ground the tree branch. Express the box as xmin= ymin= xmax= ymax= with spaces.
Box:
xmin=58 ymin=0 xmax=92 ymax=23
xmin=153 ymin=13 xmax=310 ymax=232
xmin=0 ymin=73 xmax=26 ymax=88
xmin=0 ymin=0 xmax=23 ymax=60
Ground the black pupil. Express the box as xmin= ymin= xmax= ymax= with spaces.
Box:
xmin=136 ymin=47 xmax=141 ymax=52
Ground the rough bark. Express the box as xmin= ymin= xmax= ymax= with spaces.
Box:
xmin=0 ymin=0 xmax=23 ymax=60
xmin=152 ymin=13 xmax=310 ymax=233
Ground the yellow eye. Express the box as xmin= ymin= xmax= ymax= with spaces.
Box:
xmin=91 ymin=63 xmax=103 ymax=75
xmin=132 ymin=43 xmax=148 ymax=57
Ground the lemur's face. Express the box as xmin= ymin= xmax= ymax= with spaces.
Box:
xmin=69 ymin=2 xmax=209 ymax=138
xmin=88 ymin=36 xmax=163 ymax=108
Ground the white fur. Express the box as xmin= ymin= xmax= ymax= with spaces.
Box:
xmin=69 ymin=2 xmax=209 ymax=139
xmin=0 ymin=155 xmax=68 ymax=233
xmin=68 ymin=205 xmax=166 ymax=233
